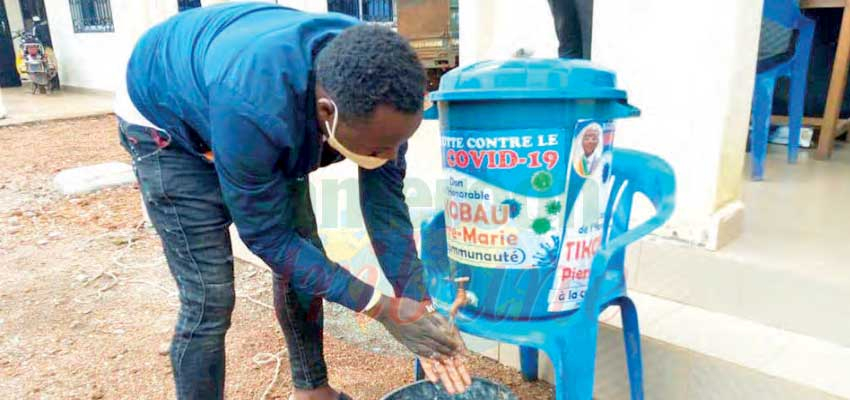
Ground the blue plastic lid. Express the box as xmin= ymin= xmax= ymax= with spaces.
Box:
xmin=430 ymin=58 xmax=627 ymax=101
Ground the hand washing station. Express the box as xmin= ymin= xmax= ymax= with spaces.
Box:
xmin=416 ymin=58 xmax=676 ymax=400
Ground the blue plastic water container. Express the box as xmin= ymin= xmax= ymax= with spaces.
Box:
xmin=428 ymin=58 xmax=639 ymax=319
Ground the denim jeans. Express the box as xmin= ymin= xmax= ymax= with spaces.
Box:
xmin=118 ymin=118 xmax=328 ymax=399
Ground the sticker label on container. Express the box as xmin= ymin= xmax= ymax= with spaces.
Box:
xmin=442 ymin=128 xmax=568 ymax=269
xmin=547 ymin=120 xmax=616 ymax=312
xmin=440 ymin=120 xmax=615 ymax=313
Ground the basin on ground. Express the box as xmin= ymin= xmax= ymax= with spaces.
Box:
xmin=380 ymin=377 xmax=518 ymax=400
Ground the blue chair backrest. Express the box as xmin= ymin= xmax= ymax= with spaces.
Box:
xmin=760 ymin=0 xmax=805 ymax=62
xmin=763 ymin=0 xmax=805 ymax=29
xmin=600 ymin=149 xmax=676 ymax=278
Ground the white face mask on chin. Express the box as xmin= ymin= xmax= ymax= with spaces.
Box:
xmin=320 ymin=98 xmax=389 ymax=170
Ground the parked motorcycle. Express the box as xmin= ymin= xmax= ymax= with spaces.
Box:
xmin=14 ymin=17 xmax=59 ymax=94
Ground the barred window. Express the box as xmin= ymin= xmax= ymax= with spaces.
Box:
xmin=327 ymin=0 xmax=394 ymax=23
xmin=69 ymin=0 xmax=114 ymax=33
xmin=178 ymin=0 xmax=202 ymax=12
xmin=328 ymin=0 xmax=359 ymax=18
xmin=362 ymin=0 xmax=393 ymax=22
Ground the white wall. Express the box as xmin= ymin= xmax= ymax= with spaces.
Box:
xmin=43 ymin=0 xmax=326 ymax=92
xmin=4 ymin=0 xmax=24 ymax=34
xmin=4 ymin=0 xmax=25 ymax=67
xmin=592 ymin=0 xmax=761 ymax=245
xmin=458 ymin=0 xmax=558 ymax=64
xmin=42 ymin=0 xmax=177 ymax=91
xmin=457 ymin=0 xmax=763 ymax=247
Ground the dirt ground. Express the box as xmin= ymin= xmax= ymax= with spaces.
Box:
xmin=0 ymin=116 xmax=553 ymax=399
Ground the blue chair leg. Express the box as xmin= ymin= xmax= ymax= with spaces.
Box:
xmin=519 ymin=346 xmax=539 ymax=381
xmin=788 ymin=20 xmax=815 ymax=164
xmin=751 ymin=76 xmax=776 ymax=181
xmin=548 ymin=350 xmax=596 ymax=400
xmin=414 ymin=358 xmax=425 ymax=381
xmin=545 ymin=332 xmax=599 ymax=400
xmin=617 ymin=296 xmax=644 ymax=400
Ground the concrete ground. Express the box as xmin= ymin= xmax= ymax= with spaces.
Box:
xmin=0 ymin=86 xmax=113 ymax=127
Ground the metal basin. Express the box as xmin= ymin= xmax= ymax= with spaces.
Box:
xmin=380 ymin=377 xmax=518 ymax=400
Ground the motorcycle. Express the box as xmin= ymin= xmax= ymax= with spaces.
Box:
xmin=14 ymin=17 xmax=59 ymax=94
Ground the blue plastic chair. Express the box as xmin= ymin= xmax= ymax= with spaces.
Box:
xmin=750 ymin=0 xmax=815 ymax=180
xmin=415 ymin=149 xmax=676 ymax=400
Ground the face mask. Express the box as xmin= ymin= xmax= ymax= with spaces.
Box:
xmin=320 ymin=98 xmax=389 ymax=170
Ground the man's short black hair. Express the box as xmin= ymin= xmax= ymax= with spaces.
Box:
xmin=316 ymin=24 xmax=425 ymax=120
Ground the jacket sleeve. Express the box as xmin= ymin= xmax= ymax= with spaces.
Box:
xmin=358 ymin=142 xmax=429 ymax=301
xmin=208 ymin=83 xmax=374 ymax=311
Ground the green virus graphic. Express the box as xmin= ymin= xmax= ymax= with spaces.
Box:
xmin=531 ymin=171 xmax=553 ymax=192
xmin=545 ymin=200 xmax=562 ymax=216
xmin=531 ymin=217 xmax=552 ymax=235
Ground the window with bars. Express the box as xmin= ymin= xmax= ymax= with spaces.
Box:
xmin=327 ymin=0 xmax=394 ymax=23
xmin=328 ymin=0 xmax=359 ymax=18
xmin=69 ymin=0 xmax=113 ymax=33
xmin=362 ymin=0 xmax=393 ymax=22
xmin=178 ymin=0 xmax=202 ymax=12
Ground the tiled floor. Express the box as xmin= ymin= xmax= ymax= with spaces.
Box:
xmin=0 ymin=85 xmax=113 ymax=127
xmin=627 ymin=140 xmax=850 ymax=348
xmin=628 ymin=142 xmax=850 ymax=348
xmin=733 ymin=141 xmax=850 ymax=285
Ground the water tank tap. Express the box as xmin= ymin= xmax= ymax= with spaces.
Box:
xmin=449 ymin=277 xmax=471 ymax=323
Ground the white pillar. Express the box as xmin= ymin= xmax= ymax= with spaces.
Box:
xmin=457 ymin=0 xmax=762 ymax=249
xmin=592 ymin=0 xmax=763 ymax=248
xmin=4 ymin=0 xmax=25 ymax=34
xmin=458 ymin=0 xmax=558 ymax=65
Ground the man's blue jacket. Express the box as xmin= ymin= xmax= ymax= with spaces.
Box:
xmin=127 ymin=2 xmax=426 ymax=311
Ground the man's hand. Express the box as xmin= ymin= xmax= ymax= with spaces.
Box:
xmin=366 ymin=296 xmax=463 ymax=358
xmin=420 ymin=355 xmax=472 ymax=395
xmin=366 ymin=296 xmax=472 ymax=393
